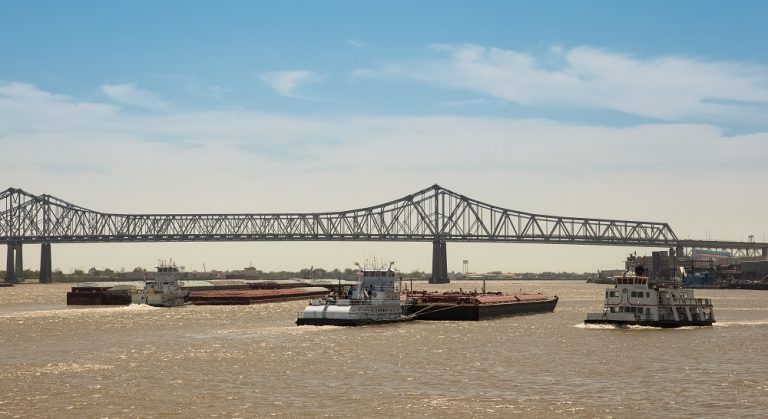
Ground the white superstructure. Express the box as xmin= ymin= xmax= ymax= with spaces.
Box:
xmin=585 ymin=271 xmax=715 ymax=327
xmin=131 ymin=261 xmax=189 ymax=307
xmin=296 ymin=262 xmax=409 ymax=326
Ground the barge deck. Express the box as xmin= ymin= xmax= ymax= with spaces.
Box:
xmin=404 ymin=291 xmax=558 ymax=321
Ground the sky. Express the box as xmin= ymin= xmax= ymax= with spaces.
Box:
xmin=1 ymin=1 xmax=767 ymax=274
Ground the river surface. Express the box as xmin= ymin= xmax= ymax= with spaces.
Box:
xmin=1 ymin=281 xmax=767 ymax=418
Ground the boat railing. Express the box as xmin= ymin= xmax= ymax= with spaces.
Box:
xmin=313 ymin=297 xmax=375 ymax=306
xmin=658 ymin=296 xmax=713 ymax=306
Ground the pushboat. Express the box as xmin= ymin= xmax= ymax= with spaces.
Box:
xmin=131 ymin=260 xmax=189 ymax=307
xmin=296 ymin=262 xmax=411 ymax=326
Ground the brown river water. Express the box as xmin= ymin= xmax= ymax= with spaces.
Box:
xmin=1 ymin=281 xmax=767 ymax=418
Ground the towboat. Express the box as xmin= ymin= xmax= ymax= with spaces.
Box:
xmin=131 ymin=261 xmax=189 ymax=307
xmin=585 ymin=266 xmax=715 ymax=328
xmin=296 ymin=262 xmax=411 ymax=326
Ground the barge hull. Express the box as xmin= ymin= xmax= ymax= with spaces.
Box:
xmin=188 ymin=287 xmax=329 ymax=305
xmin=66 ymin=290 xmax=131 ymax=305
xmin=408 ymin=297 xmax=558 ymax=321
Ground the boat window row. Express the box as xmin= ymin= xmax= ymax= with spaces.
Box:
xmin=363 ymin=271 xmax=395 ymax=277
xmin=370 ymin=308 xmax=395 ymax=313
xmin=610 ymin=306 xmax=650 ymax=314
xmin=606 ymin=291 xmax=619 ymax=298
xmin=616 ymin=277 xmax=646 ymax=285
xmin=660 ymin=291 xmax=690 ymax=300
xmin=630 ymin=291 xmax=650 ymax=298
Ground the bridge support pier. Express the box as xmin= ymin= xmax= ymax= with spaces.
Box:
xmin=430 ymin=240 xmax=449 ymax=284
xmin=39 ymin=243 xmax=52 ymax=283
xmin=4 ymin=242 xmax=23 ymax=284
xmin=675 ymin=245 xmax=685 ymax=258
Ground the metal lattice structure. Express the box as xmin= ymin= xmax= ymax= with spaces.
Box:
xmin=3 ymin=185 xmax=766 ymax=284
xmin=677 ymin=240 xmax=767 ymax=258
xmin=2 ymin=185 xmax=683 ymax=246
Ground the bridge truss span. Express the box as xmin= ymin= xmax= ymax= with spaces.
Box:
xmin=2 ymin=185 xmax=679 ymax=246
xmin=3 ymin=185 xmax=766 ymax=284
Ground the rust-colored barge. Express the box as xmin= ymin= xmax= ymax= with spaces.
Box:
xmin=67 ymin=280 xmax=330 ymax=306
xmin=188 ymin=287 xmax=330 ymax=305
xmin=404 ymin=291 xmax=558 ymax=321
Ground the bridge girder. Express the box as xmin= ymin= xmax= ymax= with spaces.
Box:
xmin=2 ymin=185 xmax=685 ymax=247
xmin=677 ymin=240 xmax=768 ymax=258
xmin=4 ymin=185 xmax=767 ymax=284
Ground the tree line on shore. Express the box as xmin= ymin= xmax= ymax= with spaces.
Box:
xmin=2 ymin=266 xmax=594 ymax=282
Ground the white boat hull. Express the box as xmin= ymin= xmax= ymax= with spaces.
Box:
xmin=296 ymin=300 xmax=408 ymax=326
xmin=131 ymin=292 xmax=187 ymax=307
xmin=585 ymin=312 xmax=714 ymax=328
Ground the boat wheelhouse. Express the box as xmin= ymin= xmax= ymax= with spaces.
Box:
xmin=585 ymin=270 xmax=715 ymax=328
xmin=296 ymin=262 xmax=411 ymax=326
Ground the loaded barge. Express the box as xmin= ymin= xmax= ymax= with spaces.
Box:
xmin=67 ymin=261 xmax=333 ymax=306
xmin=404 ymin=290 xmax=558 ymax=321
xmin=189 ymin=287 xmax=329 ymax=305
xmin=66 ymin=283 xmax=135 ymax=305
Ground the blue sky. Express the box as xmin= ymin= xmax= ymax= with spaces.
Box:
xmin=1 ymin=1 xmax=767 ymax=272
xmin=3 ymin=1 xmax=767 ymax=121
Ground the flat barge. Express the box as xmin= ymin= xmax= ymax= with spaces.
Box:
xmin=66 ymin=283 xmax=135 ymax=305
xmin=404 ymin=291 xmax=558 ymax=321
xmin=189 ymin=287 xmax=329 ymax=305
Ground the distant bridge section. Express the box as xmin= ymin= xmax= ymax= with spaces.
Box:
xmin=677 ymin=240 xmax=768 ymax=258
xmin=2 ymin=185 xmax=766 ymax=283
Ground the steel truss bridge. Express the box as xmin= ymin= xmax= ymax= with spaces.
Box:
xmin=2 ymin=185 xmax=766 ymax=283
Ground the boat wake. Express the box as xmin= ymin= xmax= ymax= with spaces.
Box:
xmin=574 ymin=323 xmax=617 ymax=330
xmin=259 ymin=325 xmax=342 ymax=334
xmin=713 ymin=320 xmax=768 ymax=328
xmin=575 ymin=323 xmax=702 ymax=330
xmin=0 ymin=304 xmax=157 ymax=319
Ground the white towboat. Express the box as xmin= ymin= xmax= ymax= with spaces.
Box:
xmin=131 ymin=261 xmax=189 ymax=307
xmin=296 ymin=262 xmax=411 ymax=326
xmin=585 ymin=266 xmax=715 ymax=328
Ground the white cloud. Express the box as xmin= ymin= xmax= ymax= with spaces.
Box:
xmin=353 ymin=44 xmax=768 ymax=123
xmin=101 ymin=83 xmax=168 ymax=110
xmin=346 ymin=40 xmax=364 ymax=48
xmin=261 ymin=70 xmax=325 ymax=98
xmin=1 ymin=81 xmax=767 ymax=273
